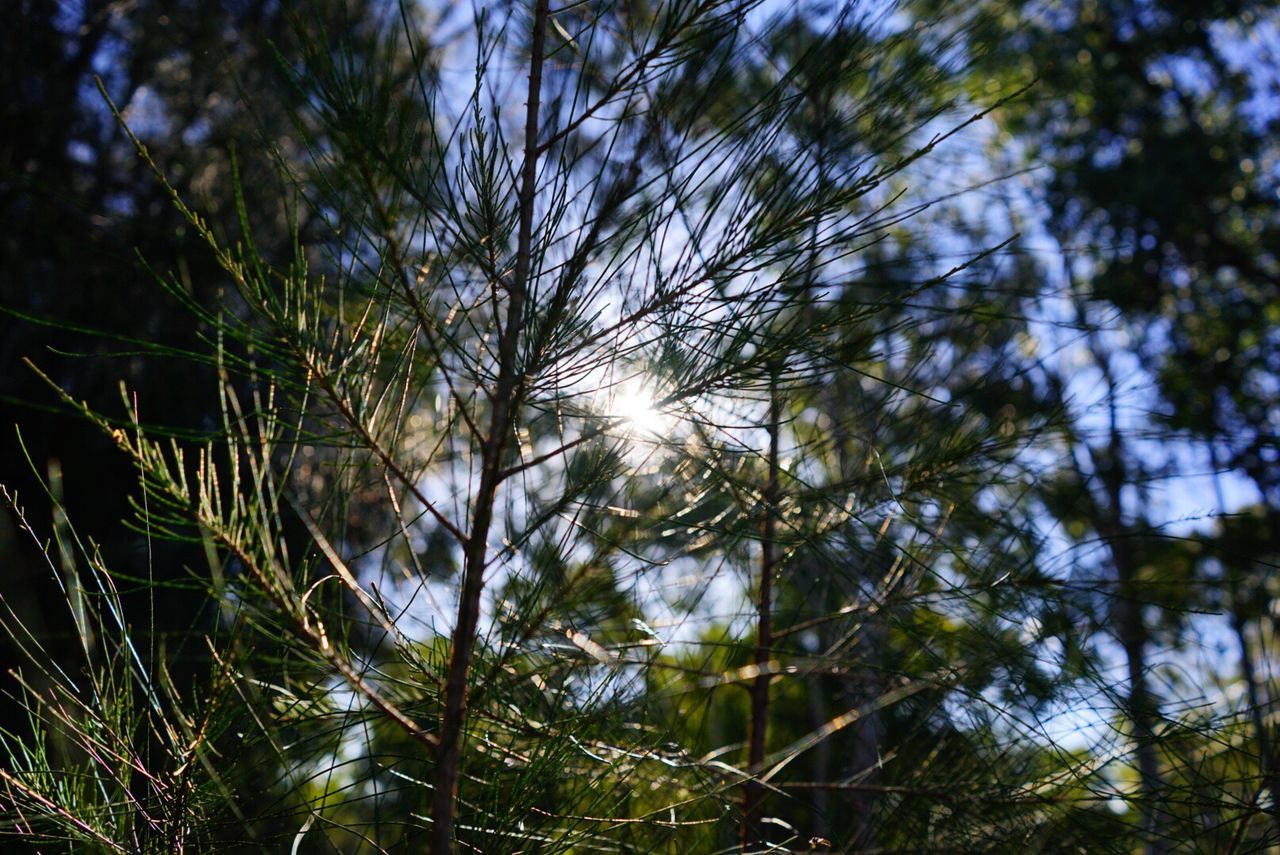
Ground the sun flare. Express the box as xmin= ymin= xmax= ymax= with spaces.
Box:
xmin=610 ymin=379 xmax=671 ymax=438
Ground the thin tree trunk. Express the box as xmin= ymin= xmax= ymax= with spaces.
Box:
xmin=1108 ymin=520 xmax=1167 ymax=854
xmin=430 ymin=3 xmax=549 ymax=851
xmin=1074 ymin=318 xmax=1167 ymax=854
xmin=806 ymin=680 xmax=831 ymax=844
xmin=742 ymin=376 xmax=781 ymax=851
xmin=1102 ymin=499 xmax=1165 ymax=852
xmin=1115 ymin=581 xmax=1166 ymax=855
xmin=1231 ymin=612 xmax=1280 ymax=841
xmin=1210 ymin=444 xmax=1280 ymax=843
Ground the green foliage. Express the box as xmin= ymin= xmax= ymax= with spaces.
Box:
xmin=3 ymin=1 xmax=1278 ymax=853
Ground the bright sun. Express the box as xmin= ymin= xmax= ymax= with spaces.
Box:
xmin=610 ymin=378 xmax=671 ymax=438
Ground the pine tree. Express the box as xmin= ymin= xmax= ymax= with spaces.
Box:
xmin=1 ymin=1 xmax=1147 ymax=852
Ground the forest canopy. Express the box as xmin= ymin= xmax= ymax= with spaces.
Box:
xmin=2 ymin=0 xmax=1278 ymax=852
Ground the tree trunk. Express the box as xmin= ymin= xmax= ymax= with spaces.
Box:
xmin=1113 ymin=546 xmax=1167 ymax=855
xmin=430 ymin=2 xmax=549 ymax=850
xmin=742 ymin=377 xmax=781 ymax=851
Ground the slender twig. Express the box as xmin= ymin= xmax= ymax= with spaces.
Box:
xmin=0 ymin=767 xmax=129 ymax=853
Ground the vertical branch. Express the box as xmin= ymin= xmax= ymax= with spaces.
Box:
xmin=1231 ymin=612 xmax=1280 ymax=838
xmin=1210 ymin=442 xmax=1280 ymax=844
xmin=1065 ymin=258 xmax=1168 ymax=853
xmin=430 ymin=2 xmax=550 ymax=852
xmin=743 ymin=371 xmax=781 ymax=851
xmin=1095 ymin=340 xmax=1168 ymax=855
xmin=1115 ymin=553 xmax=1167 ymax=854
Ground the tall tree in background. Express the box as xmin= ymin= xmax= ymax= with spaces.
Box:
xmin=942 ymin=0 xmax=1280 ymax=848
